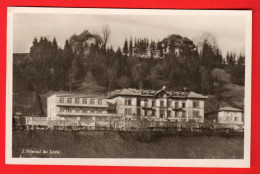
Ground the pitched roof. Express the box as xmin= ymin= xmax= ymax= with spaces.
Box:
xmin=219 ymin=107 xmax=243 ymax=112
xmin=186 ymin=91 xmax=208 ymax=99
xmin=50 ymin=93 xmax=106 ymax=99
xmin=78 ymin=30 xmax=94 ymax=41
xmin=117 ymin=89 xmax=140 ymax=96
xmin=108 ymin=88 xmax=207 ymax=99
xmin=161 ymin=34 xmax=195 ymax=48
xmin=154 ymin=89 xmax=166 ymax=96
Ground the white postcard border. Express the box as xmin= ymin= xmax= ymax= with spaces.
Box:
xmin=6 ymin=7 xmax=252 ymax=168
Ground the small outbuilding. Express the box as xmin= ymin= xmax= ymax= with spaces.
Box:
xmin=205 ymin=107 xmax=244 ymax=125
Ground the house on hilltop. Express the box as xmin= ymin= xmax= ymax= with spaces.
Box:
xmin=70 ymin=30 xmax=103 ymax=56
xmin=161 ymin=34 xmax=196 ymax=56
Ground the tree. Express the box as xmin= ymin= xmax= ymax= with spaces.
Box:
xmin=117 ymin=76 xmax=131 ymax=88
xmin=131 ymin=63 xmax=144 ymax=89
xmin=129 ymin=37 xmax=133 ymax=57
xmin=107 ymin=67 xmax=117 ymax=90
xmin=123 ymin=38 xmax=128 ymax=56
xmin=101 ymin=25 xmax=111 ymax=50
xmin=146 ymin=64 xmax=164 ymax=89
xmin=156 ymin=41 xmax=164 ymax=58
xmin=150 ymin=40 xmax=156 ymax=59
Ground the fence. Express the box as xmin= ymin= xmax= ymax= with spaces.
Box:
xmin=13 ymin=116 xmax=244 ymax=132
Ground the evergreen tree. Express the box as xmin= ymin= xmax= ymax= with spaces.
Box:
xmin=123 ymin=38 xmax=129 ymax=56
xmin=129 ymin=37 xmax=133 ymax=57
xmin=150 ymin=40 xmax=156 ymax=59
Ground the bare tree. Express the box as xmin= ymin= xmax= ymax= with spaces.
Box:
xmin=101 ymin=25 xmax=111 ymax=50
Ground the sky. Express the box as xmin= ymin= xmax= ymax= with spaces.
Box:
xmin=13 ymin=12 xmax=246 ymax=56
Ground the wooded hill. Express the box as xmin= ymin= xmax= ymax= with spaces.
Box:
xmin=13 ymin=30 xmax=245 ymax=115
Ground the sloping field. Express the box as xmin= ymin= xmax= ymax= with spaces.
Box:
xmin=205 ymin=68 xmax=244 ymax=113
xmin=13 ymin=91 xmax=41 ymax=115
xmin=13 ymin=131 xmax=244 ymax=159
xmin=221 ymin=84 xmax=244 ymax=109
xmin=211 ymin=68 xmax=231 ymax=83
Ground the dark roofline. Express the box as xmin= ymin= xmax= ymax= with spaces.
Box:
xmin=108 ymin=93 xmax=207 ymax=99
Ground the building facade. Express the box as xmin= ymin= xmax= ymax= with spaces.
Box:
xmin=47 ymin=87 xmax=208 ymax=126
xmin=107 ymin=87 xmax=207 ymax=122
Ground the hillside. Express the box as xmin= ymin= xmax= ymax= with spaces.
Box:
xmin=12 ymin=67 xmax=244 ymax=116
xmin=205 ymin=68 xmax=244 ymax=113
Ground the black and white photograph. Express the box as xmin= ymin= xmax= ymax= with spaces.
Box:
xmin=6 ymin=8 xmax=252 ymax=167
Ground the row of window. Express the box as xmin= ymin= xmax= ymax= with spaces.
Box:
xmin=219 ymin=116 xmax=240 ymax=122
xmin=223 ymin=112 xmax=241 ymax=116
xmin=126 ymin=98 xmax=200 ymax=109
xmin=59 ymin=98 xmax=103 ymax=105
xmin=59 ymin=107 xmax=104 ymax=114
xmin=125 ymin=109 xmax=201 ymax=118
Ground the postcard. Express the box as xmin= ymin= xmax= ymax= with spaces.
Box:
xmin=6 ymin=7 xmax=252 ymax=167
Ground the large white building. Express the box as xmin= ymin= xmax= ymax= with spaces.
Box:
xmin=47 ymin=87 xmax=207 ymax=124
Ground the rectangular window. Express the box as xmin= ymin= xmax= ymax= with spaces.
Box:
xmin=168 ymin=100 xmax=172 ymax=107
xmin=125 ymin=99 xmax=132 ymax=106
xmin=193 ymin=110 xmax=200 ymax=118
xmin=60 ymin=107 xmax=64 ymax=112
xmin=90 ymin=109 xmax=95 ymax=113
xmin=234 ymin=117 xmax=237 ymax=121
xmin=152 ymin=110 xmax=155 ymax=116
xmin=144 ymin=110 xmax=148 ymax=116
xmin=160 ymin=110 xmax=164 ymax=118
xmin=182 ymin=102 xmax=186 ymax=108
xmin=144 ymin=100 xmax=148 ymax=107
xmin=98 ymin=99 xmax=102 ymax=105
xmin=75 ymin=98 xmax=80 ymax=104
xmin=75 ymin=108 xmax=80 ymax=113
xmin=152 ymin=100 xmax=156 ymax=107
xmin=193 ymin=101 xmax=200 ymax=108
xmin=60 ymin=98 xmax=64 ymax=103
xmin=175 ymin=102 xmax=179 ymax=109
xmin=83 ymin=108 xmax=88 ymax=113
xmin=182 ymin=111 xmax=186 ymax=118
xmin=67 ymin=98 xmax=72 ymax=103
xmin=167 ymin=111 xmax=171 ymax=117
xmin=90 ymin=99 xmax=95 ymax=104
xmin=97 ymin=109 xmax=102 ymax=114
xmin=160 ymin=100 xmax=164 ymax=107
xmin=125 ymin=108 xmax=132 ymax=115
xmin=83 ymin=98 xmax=87 ymax=104
xmin=66 ymin=107 xmax=72 ymax=113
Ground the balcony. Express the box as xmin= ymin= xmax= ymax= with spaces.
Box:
xmin=56 ymin=102 xmax=108 ymax=108
xmin=56 ymin=111 xmax=120 ymax=117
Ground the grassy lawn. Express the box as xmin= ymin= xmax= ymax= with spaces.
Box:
xmin=12 ymin=130 xmax=244 ymax=159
